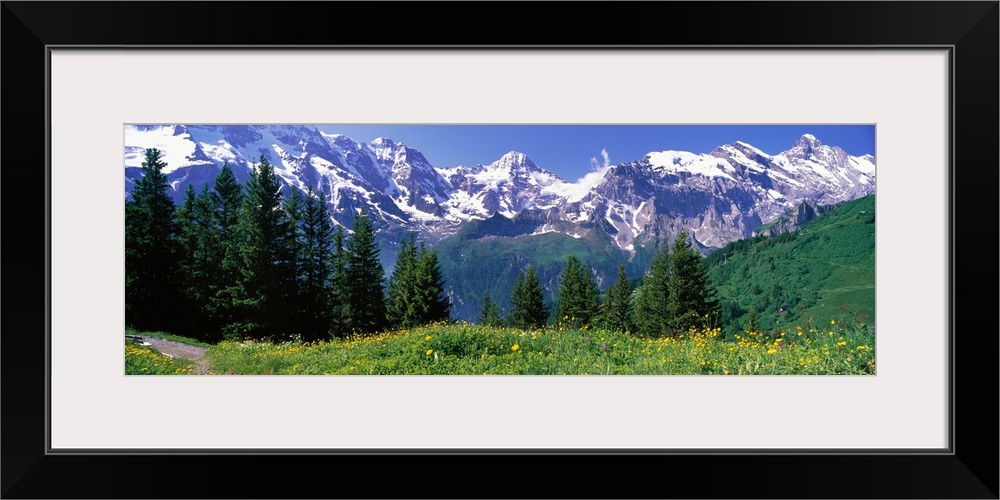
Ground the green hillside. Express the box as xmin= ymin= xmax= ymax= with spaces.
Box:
xmin=435 ymin=230 xmax=638 ymax=321
xmin=704 ymin=195 xmax=875 ymax=337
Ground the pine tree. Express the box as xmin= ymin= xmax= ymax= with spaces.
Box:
xmin=175 ymin=184 xmax=221 ymax=338
xmin=479 ymin=290 xmax=502 ymax=327
xmin=413 ymin=243 xmax=450 ymax=325
xmin=282 ymin=187 xmax=306 ymax=338
xmin=510 ymin=273 xmax=525 ymax=328
xmin=231 ymin=155 xmax=292 ymax=340
xmin=386 ymin=233 xmax=418 ymax=328
xmin=290 ymin=187 xmax=335 ymax=341
xmin=283 ymin=188 xmax=333 ymax=341
xmin=604 ymin=263 xmax=633 ymax=333
xmin=555 ymin=254 xmax=598 ymax=329
xmin=175 ymin=184 xmax=201 ymax=313
xmin=633 ymin=245 xmax=671 ymax=337
xmin=510 ymin=265 xmax=547 ymax=330
xmin=329 ymin=225 xmax=350 ymax=338
xmin=210 ymin=162 xmax=244 ymax=329
xmin=125 ymin=148 xmax=182 ymax=332
xmin=385 ymin=236 xmax=450 ymax=329
xmin=176 ymin=184 xmax=200 ymax=278
xmin=667 ymin=232 xmax=721 ymax=333
xmin=345 ymin=208 xmax=387 ymax=335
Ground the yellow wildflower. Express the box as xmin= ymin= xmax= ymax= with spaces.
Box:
xmin=426 ymin=349 xmax=434 ymax=356
xmin=511 ymin=344 xmax=519 ymax=352
xmin=425 ymin=335 xmax=432 ymax=341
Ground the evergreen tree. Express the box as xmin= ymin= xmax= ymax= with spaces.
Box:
xmin=175 ymin=184 xmax=201 ymax=311
xmin=175 ymin=184 xmax=221 ymax=338
xmin=282 ymin=187 xmax=306 ymax=337
xmin=125 ymin=148 xmax=182 ymax=332
xmin=633 ymin=245 xmax=671 ymax=337
xmin=176 ymin=184 xmax=199 ymax=276
xmin=510 ymin=265 xmax=547 ymax=330
xmin=329 ymin=225 xmax=350 ymax=338
xmin=603 ymin=263 xmax=633 ymax=333
xmin=291 ymin=187 xmax=335 ymax=341
xmin=231 ymin=156 xmax=292 ymax=340
xmin=412 ymin=243 xmax=450 ymax=325
xmin=667 ymin=232 xmax=721 ymax=333
xmin=345 ymin=208 xmax=387 ymax=335
xmin=386 ymin=233 xmax=418 ymax=328
xmin=479 ymin=290 xmax=502 ymax=327
xmin=510 ymin=273 xmax=525 ymax=328
xmin=555 ymin=254 xmax=599 ymax=328
xmin=210 ymin=162 xmax=244 ymax=329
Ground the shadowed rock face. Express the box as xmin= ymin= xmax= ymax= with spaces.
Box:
xmin=125 ymin=127 xmax=874 ymax=256
xmin=753 ymin=199 xmax=832 ymax=238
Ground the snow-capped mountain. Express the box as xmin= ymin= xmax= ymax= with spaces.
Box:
xmin=541 ymin=133 xmax=876 ymax=251
xmin=124 ymin=125 xmax=875 ymax=254
xmin=436 ymin=151 xmax=566 ymax=220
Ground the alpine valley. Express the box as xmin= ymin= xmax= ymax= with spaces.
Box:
xmin=124 ymin=125 xmax=875 ymax=321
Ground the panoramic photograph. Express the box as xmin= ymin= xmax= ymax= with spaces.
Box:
xmin=124 ymin=124 xmax=876 ymax=375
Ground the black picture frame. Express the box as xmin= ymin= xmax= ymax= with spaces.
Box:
xmin=3 ymin=2 xmax=997 ymax=498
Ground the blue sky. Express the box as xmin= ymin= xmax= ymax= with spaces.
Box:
xmin=316 ymin=125 xmax=875 ymax=182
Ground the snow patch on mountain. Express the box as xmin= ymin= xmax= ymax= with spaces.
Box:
xmin=124 ymin=125 xmax=212 ymax=173
xmin=646 ymin=151 xmax=737 ymax=181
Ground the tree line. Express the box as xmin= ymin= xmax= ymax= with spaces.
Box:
xmin=479 ymin=233 xmax=722 ymax=337
xmin=125 ymin=149 xmax=449 ymax=342
xmin=127 ymin=148 xmax=720 ymax=342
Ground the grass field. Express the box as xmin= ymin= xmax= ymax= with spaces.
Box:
xmin=124 ymin=340 xmax=196 ymax=374
xmin=199 ymin=319 xmax=874 ymax=375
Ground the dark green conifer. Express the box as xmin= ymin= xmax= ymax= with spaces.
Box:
xmin=125 ymin=148 xmax=182 ymax=332
xmin=231 ymin=156 xmax=293 ymax=340
xmin=555 ymin=254 xmax=598 ymax=328
xmin=413 ymin=243 xmax=450 ymax=325
xmin=345 ymin=208 xmax=387 ymax=335
xmin=510 ymin=265 xmax=547 ymax=330
xmin=386 ymin=233 xmax=418 ymax=328
xmin=633 ymin=245 xmax=671 ymax=337
xmin=667 ymin=232 xmax=721 ymax=333
xmin=478 ymin=290 xmax=500 ymax=327
xmin=604 ymin=263 xmax=633 ymax=333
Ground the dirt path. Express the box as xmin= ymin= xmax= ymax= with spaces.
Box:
xmin=137 ymin=336 xmax=212 ymax=374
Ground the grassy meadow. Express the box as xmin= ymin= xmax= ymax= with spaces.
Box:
xmin=128 ymin=318 xmax=875 ymax=375
xmin=125 ymin=341 xmax=196 ymax=375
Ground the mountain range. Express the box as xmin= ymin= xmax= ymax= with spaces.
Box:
xmin=125 ymin=125 xmax=873 ymax=247
xmin=124 ymin=125 xmax=875 ymax=320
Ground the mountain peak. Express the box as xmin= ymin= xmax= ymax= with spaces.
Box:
xmin=794 ymin=133 xmax=823 ymax=147
xmin=370 ymin=137 xmax=396 ymax=148
xmin=492 ymin=151 xmax=537 ymax=171
xmin=500 ymin=150 xmax=529 ymax=162
xmin=786 ymin=133 xmax=826 ymax=158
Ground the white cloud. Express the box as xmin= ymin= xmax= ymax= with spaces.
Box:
xmin=590 ymin=148 xmax=611 ymax=170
